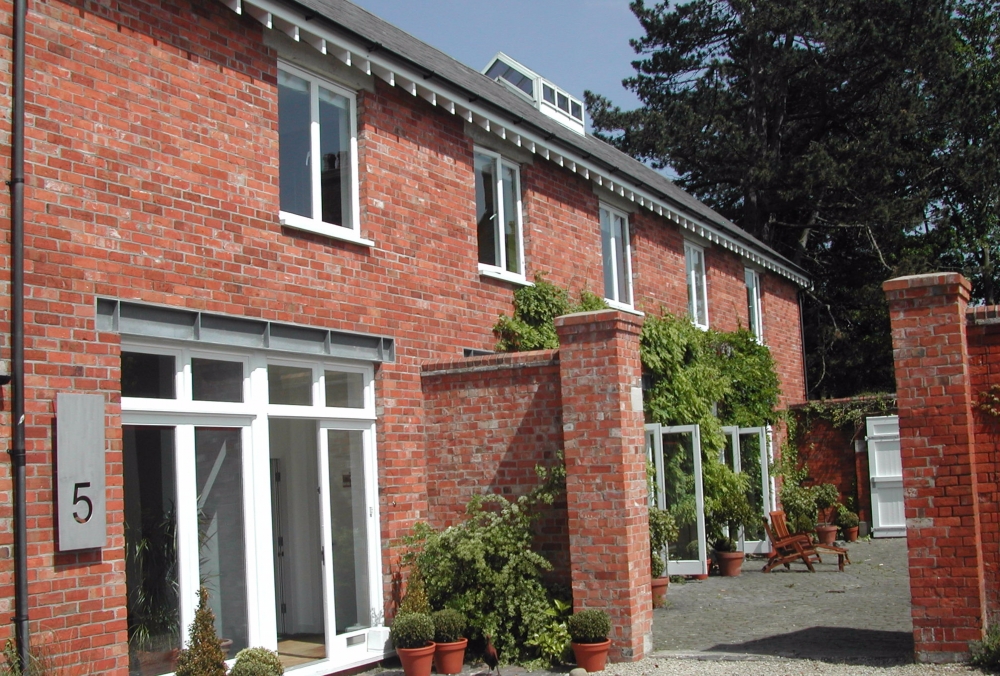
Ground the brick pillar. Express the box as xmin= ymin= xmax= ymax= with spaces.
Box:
xmin=884 ymin=273 xmax=986 ymax=663
xmin=554 ymin=309 xmax=651 ymax=662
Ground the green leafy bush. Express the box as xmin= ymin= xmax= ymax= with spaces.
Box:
xmin=1 ymin=638 xmax=54 ymax=676
xmin=404 ymin=463 xmax=565 ymax=664
xmin=229 ymin=647 xmax=284 ymax=676
xmin=970 ymin=620 xmax=1000 ymax=671
xmin=835 ymin=504 xmax=860 ymax=529
xmin=525 ymin=598 xmax=572 ymax=666
xmin=391 ymin=613 xmax=435 ymax=649
xmin=713 ymin=537 xmax=738 ymax=553
xmin=648 ymin=506 xmax=678 ymax=579
xmin=432 ymin=609 xmax=467 ymax=644
xmin=566 ymin=610 xmax=610 ymax=644
xmin=175 ymin=587 xmax=227 ymax=676
xmin=399 ymin=570 xmax=431 ymax=616
xmin=493 ymin=273 xmax=607 ymax=351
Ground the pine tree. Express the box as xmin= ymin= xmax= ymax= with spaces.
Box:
xmin=175 ymin=587 xmax=228 ymax=676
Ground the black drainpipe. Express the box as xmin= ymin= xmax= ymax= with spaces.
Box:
xmin=8 ymin=0 xmax=29 ymax=671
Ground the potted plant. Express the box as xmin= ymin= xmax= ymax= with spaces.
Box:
xmin=835 ymin=503 xmax=860 ymax=542
xmin=813 ymin=484 xmax=841 ymax=545
xmin=230 ymin=647 xmax=284 ymax=676
xmin=391 ymin=613 xmax=436 ymax=676
xmin=649 ymin=505 xmax=678 ymax=607
xmin=431 ymin=609 xmax=467 ymax=675
xmin=713 ymin=537 xmax=744 ymax=576
xmin=175 ymin=587 xmax=228 ymax=676
xmin=567 ymin=609 xmax=611 ymax=672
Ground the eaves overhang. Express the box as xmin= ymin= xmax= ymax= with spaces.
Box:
xmin=219 ymin=0 xmax=811 ymax=288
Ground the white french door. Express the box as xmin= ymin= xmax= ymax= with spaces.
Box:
xmin=720 ymin=426 xmax=773 ymax=554
xmin=645 ymin=424 xmax=707 ymax=576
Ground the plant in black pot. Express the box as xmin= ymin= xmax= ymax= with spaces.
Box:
xmin=567 ymin=609 xmax=611 ymax=673
xmin=391 ymin=613 xmax=436 ymax=676
xmin=431 ymin=609 xmax=468 ymax=675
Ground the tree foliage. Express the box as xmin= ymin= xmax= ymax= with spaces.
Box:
xmin=587 ymin=0 xmax=999 ymax=397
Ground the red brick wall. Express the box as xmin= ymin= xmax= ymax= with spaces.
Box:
xmin=965 ymin=309 xmax=1000 ymax=616
xmin=885 ymin=273 xmax=987 ymax=663
xmin=421 ymin=350 xmax=569 ymax=579
xmin=0 ymin=0 xmax=807 ymax=670
xmin=556 ymin=310 xmax=650 ymax=661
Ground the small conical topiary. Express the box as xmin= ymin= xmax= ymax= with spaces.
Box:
xmin=175 ymin=586 xmax=228 ymax=676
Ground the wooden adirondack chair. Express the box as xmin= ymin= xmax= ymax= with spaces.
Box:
xmin=769 ymin=510 xmax=850 ymax=571
xmin=762 ymin=517 xmax=821 ymax=573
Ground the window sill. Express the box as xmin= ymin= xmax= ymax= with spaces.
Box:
xmin=280 ymin=212 xmax=375 ymax=248
xmin=604 ymin=298 xmax=644 ymax=317
xmin=479 ymin=265 xmax=532 ymax=287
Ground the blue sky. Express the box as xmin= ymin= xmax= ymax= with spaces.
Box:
xmin=348 ymin=0 xmax=645 ymax=113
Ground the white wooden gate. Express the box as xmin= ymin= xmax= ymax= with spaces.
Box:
xmin=866 ymin=415 xmax=906 ymax=537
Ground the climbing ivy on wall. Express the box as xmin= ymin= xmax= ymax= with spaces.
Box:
xmin=493 ymin=278 xmax=783 ymax=542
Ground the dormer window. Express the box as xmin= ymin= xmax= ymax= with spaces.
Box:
xmin=482 ymin=53 xmax=585 ymax=134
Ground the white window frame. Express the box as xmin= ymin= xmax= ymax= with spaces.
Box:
xmin=475 ymin=147 xmax=526 ymax=284
xmin=685 ymin=241 xmax=709 ymax=329
xmin=745 ymin=267 xmax=764 ymax=343
xmin=600 ymin=203 xmax=634 ymax=310
xmin=121 ymin=341 xmax=384 ymax=675
xmin=277 ymin=61 xmax=370 ymax=247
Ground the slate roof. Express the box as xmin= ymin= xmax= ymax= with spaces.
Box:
xmin=285 ymin=0 xmax=808 ymax=283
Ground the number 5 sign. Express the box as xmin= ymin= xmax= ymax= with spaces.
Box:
xmin=56 ymin=393 xmax=106 ymax=551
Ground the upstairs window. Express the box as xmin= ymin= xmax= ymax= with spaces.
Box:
xmin=278 ymin=63 xmax=361 ymax=242
xmin=745 ymin=268 xmax=764 ymax=342
xmin=475 ymin=149 xmax=525 ymax=282
xmin=601 ymin=205 xmax=632 ymax=308
xmin=685 ymin=242 xmax=708 ymax=329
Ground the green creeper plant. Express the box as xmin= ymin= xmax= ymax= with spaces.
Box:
xmin=493 ymin=273 xmax=606 ymax=351
xmin=175 ymin=587 xmax=228 ymax=676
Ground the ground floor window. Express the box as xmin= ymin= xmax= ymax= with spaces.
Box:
xmin=122 ymin=343 xmax=381 ymax=676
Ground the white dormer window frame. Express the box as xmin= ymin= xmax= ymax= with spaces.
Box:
xmin=475 ymin=147 xmax=527 ymax=284
xmin=685 ymin=241 xmax=709 ymax=329
xmin=277 ymin=61 xmax=370 ymax=246
xmin=600 ymin=204 xmax=633 ymax=310
xmin=745 ymin=267 xmax=764 ymax=343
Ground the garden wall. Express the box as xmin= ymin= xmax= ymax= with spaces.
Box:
xmin=420 ymin=309 xmax=652 ymax=661
xmin=884 ymin=272 xmax=1000 ymax=662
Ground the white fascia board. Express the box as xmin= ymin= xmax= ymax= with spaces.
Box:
xmin=224 ymin=0 xmax=810 ymax=288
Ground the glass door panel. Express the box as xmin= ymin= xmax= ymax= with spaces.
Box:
xmin=124 ymin=426 xmax=180 ymax=676
xmin=326 ymin=429 xmax=371 ymax=634
xmin=269 ymin=418 xmax=327 ymax=669
xmin=646 ymin=424 xmax=706 ymax=576
xmin=195 ymin=428 xmax=249 ymax=658
xmin=740 ymin=427 xmax=772 ymax=553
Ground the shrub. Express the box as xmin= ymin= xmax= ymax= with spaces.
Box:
xmin=432 ymin=609 xmax=467 ymax=644
xmin=229 ymin=647 xmax=284 ymax=676
xmin=0 ymin=638 xmax=54 ymax=676
xmin=566 ymin=610 xmax=610 ymax=644
xmin=175 ymin=587 xmax=227 ymax=676
xmin=493 ymin=273 xmax=607 ymax=351
xmin=970 ymin=620 xmax=1000 ymax=671
xmin=391 ymin=613 xmax=435 ymax=649
xmin=399 ymin=571 xmax=431 ymax=616
xmin=525 ymin=598 xmax=572 ymax=666
xmin=835 ymin=504 xmax=860 ymax=529
xmin=648 ymin=506 xmax=678 ymax=578
xmin=403 ymin=462 xmax=565 ymax=664
xmin=713 ymin=537 xmax=737 ymax=553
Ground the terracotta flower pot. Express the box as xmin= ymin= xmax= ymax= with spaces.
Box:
xmin=135 ymin=647 xmax=179 ymax=676
xmin=397 ymin=642 xmax=436 ymax=676
xmin=842 ymin=526 xmax=859 ymax=542
xmin=816 ymin=524 xmax=838 ymax=545
xmin=433 ymin=638 xmax=468 ymax=675
xmin=715 ymin=550 xmax=745 ymax=576
xmin=651 ymin=576 xmax=669 ymax=607
xmin=572 ymin=639 xmax=611 ymax=673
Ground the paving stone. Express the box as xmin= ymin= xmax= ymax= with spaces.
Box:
xmin=652 ymin=538 xmax=915 ymax=662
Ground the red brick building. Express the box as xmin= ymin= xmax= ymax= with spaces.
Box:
xmin=0 ymin=0 xmax=809 ymax=673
